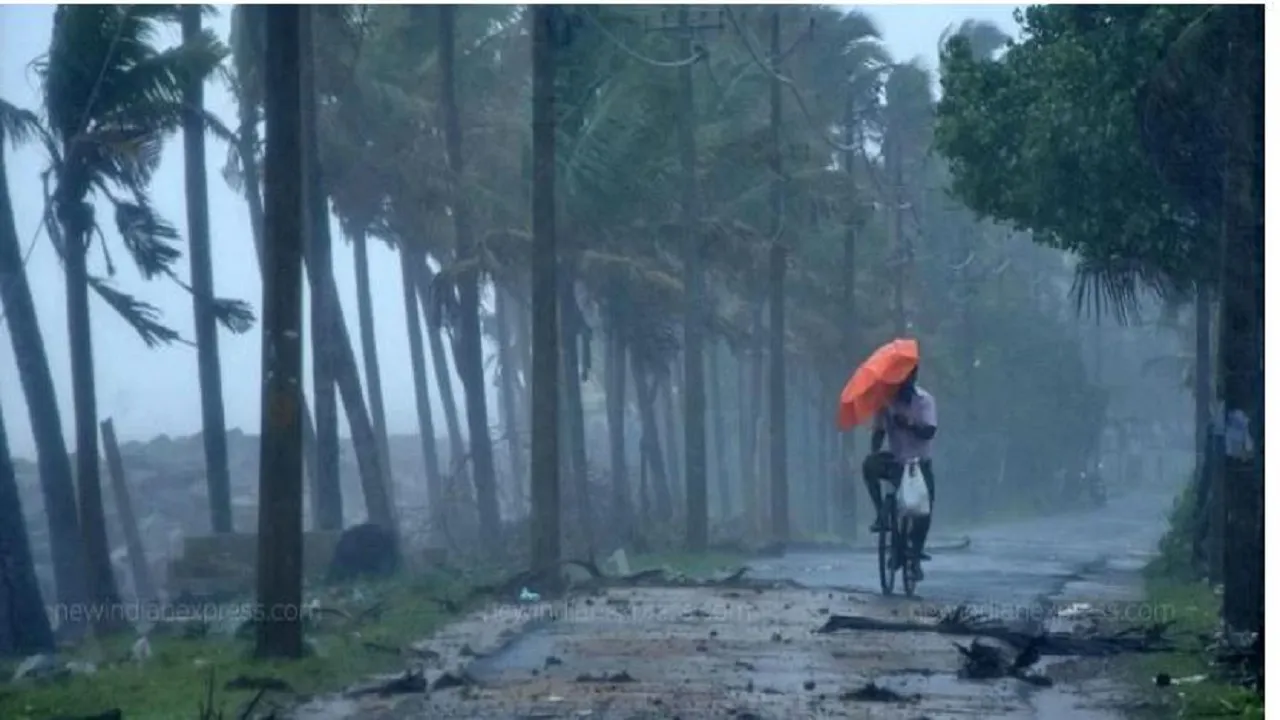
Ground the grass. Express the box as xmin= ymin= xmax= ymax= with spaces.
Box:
xmin=0 ymin=570 xmax=469 ymax=720
xmin=1111 ymin=477 xmax=1262 ymax=719
xmin=630 ymin=551 xmax=749 ymax=577
xmin=0 ymin=550 xmax=747 ymax=719
xmin=1121 ymin=576 xmax=1262 ymax=719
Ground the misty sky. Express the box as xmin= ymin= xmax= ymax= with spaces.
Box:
xmin=0 ymin=4 xmax=1021 ymax=459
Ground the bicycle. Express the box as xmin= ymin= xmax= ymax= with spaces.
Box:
xmin=877 ymin=457 xmax=925 ymax=597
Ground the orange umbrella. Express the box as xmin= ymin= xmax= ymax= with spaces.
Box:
xmin=837 ymin=338 xmax=919 ymax=430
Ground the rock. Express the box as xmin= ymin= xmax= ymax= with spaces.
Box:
xmin=603 ymin=548 xmax=631 ymax=576
xmin=327 ymin=523 xmax=399 ymax=584
xmin=65 ymin=660 xmax=97 ymax=676
xmin=12 ymin=653 xmax=65 ymax=682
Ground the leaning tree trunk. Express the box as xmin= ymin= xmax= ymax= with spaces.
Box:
xmin=351 ymin=225 xmax=394 ymax=513
xmin=58 ymin=199 xmax=123 ymax=634
xmin=439 ymin=5 xmax=501 ymax=545
xmin=256 ymin=4 xmax=306 ymax=659
xmin=414 ymin=259 xmax=468 ymax=494
xmin=0 ymin=124 xmax=88 ymax=635
xmin=530 ymin=4 xmax=561 ymax=574
xmin=301 ymin=20 xmax=344 ymax=533
xmin=182 ymin=5 xmax=234 ymax=535
xmin=400 ymin=247 xmax=446 ymax=547
xmin=0 ymin=400 xmax=55 ymax=656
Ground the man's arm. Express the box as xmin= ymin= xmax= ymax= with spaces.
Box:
xmin=906 ymin=393 xmax=938 ymax=440
xmin=871 ymin=411 xmax=886 ymax=452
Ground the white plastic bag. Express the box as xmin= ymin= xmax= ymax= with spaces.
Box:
xmin=898 ymin=462 xmax=932 ymax=518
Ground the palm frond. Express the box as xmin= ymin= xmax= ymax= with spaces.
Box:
xmin=1069 ymin=250 xmax=1174 ymax=325
xmin=0 ymin=98 xmax=46 ymax=148
xmin=87 ymin=276 xmax=180 ymax=347
xmin=113 ymin=199 xmax=181 ymax=279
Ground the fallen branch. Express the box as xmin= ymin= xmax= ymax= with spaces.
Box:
xmin=816 ymin=608 xmax=1176 ymax=658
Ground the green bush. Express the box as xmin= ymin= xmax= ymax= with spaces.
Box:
xmin=1145 ymin=476 xmax=1202 ymax=582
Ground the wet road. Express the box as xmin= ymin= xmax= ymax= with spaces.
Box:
xmin=286 ymin=483 xmax=1178 ymax=719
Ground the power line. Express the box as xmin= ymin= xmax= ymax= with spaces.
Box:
xmin=583 ymin=10 xmax=704 ymax=69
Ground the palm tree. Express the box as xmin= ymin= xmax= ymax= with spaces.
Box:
xmin=0 ymin=398 xmax=55 ymax=656
xmin=40 ymin=4 xmax=229 ymax=628
xmin=0 ymin=100 xmax=89 ymax=636
xmin=181 ymin=4 xmax=233 ymax=534
xmin=255 ymin=2 xmax=306 ymax=660
xmin=438 ymin=4 xmax=501 ymax=543
xmin=530 ymin=4 xmax=560 ymax=573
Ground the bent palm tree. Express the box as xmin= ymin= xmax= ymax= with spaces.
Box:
xmin=38 ymin=5 xmax=237 ymax=626
xmin=0 ymin=100 xmax=89 ymax=636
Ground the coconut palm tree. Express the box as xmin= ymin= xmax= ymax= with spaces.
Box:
xmin=38 ymin=4 xmax=236 ymax=627
xmin=0 ymin=99 xmax=89 ymax=636
xmin=180 ymin=5 xmax=233 ymax=534
xmin=0 ymin=397 xmax=55 ymax=656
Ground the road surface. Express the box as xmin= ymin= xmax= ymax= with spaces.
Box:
xmin=286 ymin=484 xmax=1177 ymax=719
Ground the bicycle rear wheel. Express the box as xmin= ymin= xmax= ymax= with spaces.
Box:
xmin=900 ymin=517 xmax=918 ymax=597
xmin=877 ymin=497 xmax=897 ymax=595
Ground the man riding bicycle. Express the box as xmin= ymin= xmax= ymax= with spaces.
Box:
xmin=862 ymin=366 xmax=937 ymax=576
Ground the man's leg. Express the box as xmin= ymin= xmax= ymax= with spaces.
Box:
xmin=912 ymin=460 xmax=936 ymax=561
xmin=862 ymin=453 xmax=887 ymax=532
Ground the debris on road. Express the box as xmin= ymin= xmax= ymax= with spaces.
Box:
xmin=817 ymin=606 xmax=1175 ymax=658
xmin=955 ymin=639 xmax=1054 ymax=686
xmin=839 ymin=681 xmax=921 ymax=703
xmin=347 ymin=669 xmax=428 ymax=698
xmin=574 ymin=671 xmax=636 ymax=683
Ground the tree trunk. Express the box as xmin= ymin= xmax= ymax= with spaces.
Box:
xmin=658 ymin=375 xmax=681 ymax=510
xmin=256 ymin=3 xmax=306 ymax=659
xmin=708 ymin=343 xmax=730 ymax=521
xmin=838 ymin=89 xmax=859 ymax=541
xmin=1217 ymin=9 xmax=1263 ymax=638
xmin=100 ymin=419 xmax=154 ymax=604
xmin=300 ymin=16 xmax=344 ymax=533
xmin=530 ymin=5 xmax=561 ymax=574
xmin=0 ymin=400 xmax=55 ymax=656
xmin=352 ymin=226 xmax=394 ymax=513
xmin=767 ymin=9 xmax=789 ymax=545
xmin=399 ymin=248 xmax=446 ymax=546
xmin=1191 ymin=284 xmax=1213 ymax=573
xmin=632 ymin=355 xmax=674 ymax=522
xmin=677 ymin=6 xmax=707 ymax=551
xmin=232 ymin=69 xmax=323 ymax=527
xmin=414 ymin=260 xmax=468 ymax=493
xmin=0 ymin=123 xmax=89 ymax=636
xmin=182 ymin=5 xmax=233 ymax=535
xmin=438 ymin=5 xmax=501 ymax=545
xmin=605 ymin=317 xmax=632 ymax=541
xmin=559 ymin=272 xmax=594 ymax=553
xmin=494 ymin=285 xmax=526 ymax=513
xmin=59 ymin=202 xmax=123 ymax=634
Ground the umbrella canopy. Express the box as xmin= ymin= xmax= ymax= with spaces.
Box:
xmin=837 ymin=338 xmax=919 ymax=430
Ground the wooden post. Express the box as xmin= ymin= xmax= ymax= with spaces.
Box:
xmin=100 ymin=418 xmax=154 ymax=605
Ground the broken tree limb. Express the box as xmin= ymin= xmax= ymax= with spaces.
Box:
xmin=816 ymin=609 xmax=1176 ymax=658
